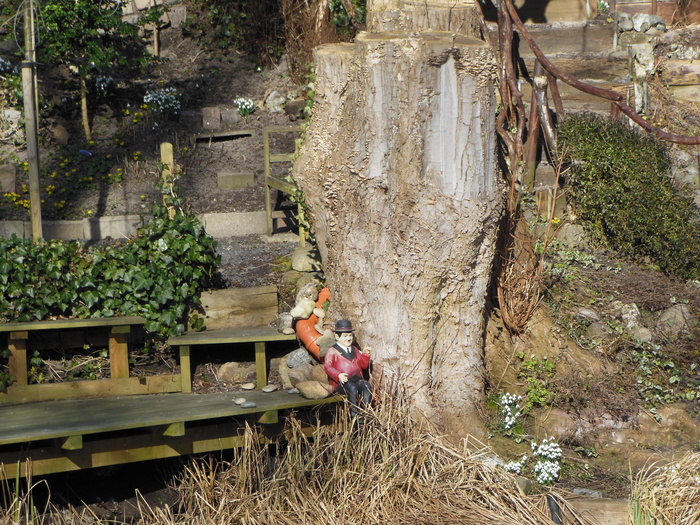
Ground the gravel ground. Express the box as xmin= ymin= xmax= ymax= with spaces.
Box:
xmin=213 ymin=233 xmax=299 ymax=309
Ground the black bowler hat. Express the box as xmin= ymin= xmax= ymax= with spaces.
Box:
xmin=333 ymin=319 xmax=354 ymax=333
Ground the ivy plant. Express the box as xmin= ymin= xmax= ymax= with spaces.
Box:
xmin=0 ymin=205 xmax=220 ymax=337
xmin=558 ymin=113 xmax=700 ymax=281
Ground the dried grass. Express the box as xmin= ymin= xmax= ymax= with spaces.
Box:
xmin=143 ymin=392 xmax=593 ymax=524
xmin=1 ymin=392 xmax=599 ymax=524
xmin=631 ymin=452 xmax=700 ymax=525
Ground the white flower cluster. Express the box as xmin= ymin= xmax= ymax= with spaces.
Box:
xmin=531 ymin=437 xmax=563 ymax=485
xmin=233 ymin=96 xmax=256 ymax=117
xmin=503 ymin=455 xmax=528 ymax=475
xmin=499 ymin=392 xmax=523 ymax=431
xmin=95 ymin=75 xmax=113 ymax=95
xmin=0 ymin=57 xmax=12 ymax=74
xmin=144 ymin=87 xmax=181 ymax=113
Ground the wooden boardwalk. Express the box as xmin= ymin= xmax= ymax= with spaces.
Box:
xmin=0 ymin=390 xmax=339 ymax=479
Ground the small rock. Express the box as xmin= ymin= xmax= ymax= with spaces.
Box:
xmin=618 ymin=19 xmax=634 ymax=32
xmin=264 ymin=90 xmax=286 ymax=113
xmin=240 ymin=382 xmax=256 ymax=390
xmin=576 ymin=307 xmax=600 ymax=322
xmin=656 ymin=304 xmax=695 ymax=341
xmin=241 ymin=401 xmax=257 ymax=409
xmin=291 ymin=245 xmax=323 ymax=272
xmin=276 ymin=312 xmax=293 ymax=333
xmin=234 ymin=397 xmax=247 ymax=405
xmin=572 ymin=488 xmax=604 ymax=499
xmin=296 ymin=380 xmax=333 ymax=400
xmin=286 ymin=348 xmax=314 ymax=368
xmin=262 ymin=384 xmax=278 ymax=393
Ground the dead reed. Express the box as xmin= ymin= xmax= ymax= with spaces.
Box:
xmin=1 ymin=392 xmax=596 ymax=524
xmin=145 ymin=392 xmax=593 ymax=525
xmin=631 ymin=452 xmax=700 ymax=525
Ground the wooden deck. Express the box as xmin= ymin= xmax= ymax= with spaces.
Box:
xmin=0 ymin=390 xmax=339 ymax=479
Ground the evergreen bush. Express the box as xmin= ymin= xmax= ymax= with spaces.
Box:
xmin=0 ymin=205 xmax=220 ymax=337
xmin=558 ymin=113 xmax=700 ymax=281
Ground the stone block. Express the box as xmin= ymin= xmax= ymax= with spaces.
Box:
xmin=201 ymin=107 xmax=221 ymax=130
xmin=0 ymin=164 xmax=16 ymax=193
xmin=179 ymin=110 xmax=202 ymax=132
xmin=220 ymin=108 xmax=242 ymax=125
xmin=217 ymin=172 xmax=254 ymax=190
xmin=199 ymin=211 xmax=267 ymax=237
xmin=167 ymin=3 xmax=187 ymax=29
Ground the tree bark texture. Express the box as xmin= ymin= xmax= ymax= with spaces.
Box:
xmin=293 ymin=17 xmax=502 ymax=438
xmin=368 ymin=0 xmax=479 ymax=35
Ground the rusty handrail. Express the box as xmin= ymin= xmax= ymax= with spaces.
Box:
xmin=500 ymin=0 xmax=700 ymax=145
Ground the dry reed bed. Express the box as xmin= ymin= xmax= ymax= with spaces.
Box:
xmin=4 ymin=393 xmax=595 ymax=524
xmin=631 ymin=452 xmax=700 ymax=525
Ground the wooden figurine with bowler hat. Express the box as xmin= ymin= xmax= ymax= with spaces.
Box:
xmin=323 ymin=319 xmax=372 ymax=420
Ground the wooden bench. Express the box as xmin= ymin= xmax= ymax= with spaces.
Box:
xmin=0 ymin=316 xmax=181 ymax=404
xmin=167 ymin=325 xmax=297 ymax=394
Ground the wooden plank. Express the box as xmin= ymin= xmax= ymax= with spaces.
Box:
xmin=0 ymin=390 xmax=339 ymax=446
xmin=168 ymin=324 xmax=296 ymax=347
xmin=109 ymin=328 xmax=130 ymax=379
xmin=198 ymin=286 xmax=279 ymax=330
xmin=266 ymin=175 xmax=297 ymax=195
xmin=180 ymin=345 xmax=192 ymax=393
xmin=162 ymin=422 xmax=185 ymax=437
xmin=270 ymin=153 xmax=294 ymax=162
xmin=61 ymin=435 xmax=83 ymax=450
xmin=0 ymin=415 xmax=334 ymax=479
xmin=0 ymin=316 xmax=146 ymax=333
xmin=193 ymin=129 xmax=255 ymax=141
xmin=255 ymin=341 xmax=267 ymax=388
xmin=7 ymin=333 xmax=28 ymax=386
xmin=0 ymin=374 xmax=182 ymax=405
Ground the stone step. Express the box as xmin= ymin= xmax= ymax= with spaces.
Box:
xmin=487 ymin=21 xmax=616 ymax=58
xmin=567 ymin=498 xmax=629 ymax=525
xmin=516 ymin=22 xmax=616 ymax=57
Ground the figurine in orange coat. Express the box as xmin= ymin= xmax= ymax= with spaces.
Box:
xmin=323 ymin=319 xmax=372 ymax=419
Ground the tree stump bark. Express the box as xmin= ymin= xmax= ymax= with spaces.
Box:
xmin=293 ymin=6 xmax=502 ymax=438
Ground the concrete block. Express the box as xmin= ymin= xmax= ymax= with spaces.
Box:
xmin=0 ymin=220 xmax=27 ymax=239
xmin=83 ymin=215 xmax=142 ymax=240
xmin=0 ymin=164 xmax=16 ymax=193
xmin=199 ymin=212 xmax=267 ymax=237
xmin=43 ymin=220 xmax=85 ymax=241
xmin=201 ymin=107 xmax=221 ymax=130
xmin=217 ymin=172 xmax=255 ymax=190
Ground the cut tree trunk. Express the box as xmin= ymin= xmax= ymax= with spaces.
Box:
xmin=292 ymin=3 xmax=502 ymax=439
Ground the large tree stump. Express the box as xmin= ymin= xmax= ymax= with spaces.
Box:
xmin=293 ymin=10 xmax=502 ymax=438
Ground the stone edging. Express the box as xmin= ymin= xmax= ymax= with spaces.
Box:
xmin=0 ymin=211 xmax=267 ymax=241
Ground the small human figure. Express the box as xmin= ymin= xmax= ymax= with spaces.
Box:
xmin=324 ymin=319 xmax=372 ymax=420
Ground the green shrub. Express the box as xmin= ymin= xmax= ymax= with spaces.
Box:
xmin=0 ymin=205 xmax=220 ymax=336
xmin=559 ymin=113 xmax=700 ymax=281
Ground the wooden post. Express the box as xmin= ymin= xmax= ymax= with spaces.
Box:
xmin=160 ymin=142 xmax=176 ymax=218
xmin=179 ymin=345 xmax=192 ymax=393
xmin=109 ymin=326 xmax=131 ymax=379
xmin=255 ymin=342 xmax=266 ymax=389
xmin=22 ymin=0 xmax=42 ymax=241
xmin=8 ymin=332 xmax=29 ymax=386
xmin=263 ymin=128 xmax=273 ymax=235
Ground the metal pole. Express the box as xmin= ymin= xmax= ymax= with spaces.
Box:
xmin=23 ymin=0 xmax=42 ymax=241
